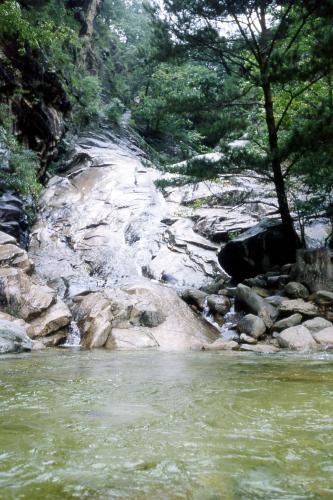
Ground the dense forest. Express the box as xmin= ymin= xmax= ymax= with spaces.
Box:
xmin=0 ymin=0 xmax=333 ymax=245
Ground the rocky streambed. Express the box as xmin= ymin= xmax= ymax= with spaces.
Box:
xmin=0 ymin=130 xmax=332 ymax=354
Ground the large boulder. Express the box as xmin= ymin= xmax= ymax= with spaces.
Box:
xmin=277 ymin=325 xmax=317 ymax=351
xmin=237 ymin=314 xmax=266 ymax=339
xmin=0 ymin=267 xmax=71 ymax=340
xmin=218 ymin=219 xmax=298 ymax=281
xmin=235 ymin=284 xmax=278 ymax=327
xmin=73 ymin=281 xmax=219 ymax=350
xmin=0 ymin=319 xmax=33 ymax=354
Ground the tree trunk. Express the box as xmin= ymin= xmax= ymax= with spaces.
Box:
xmin=262 ymin=81 xmax=300 ymax=250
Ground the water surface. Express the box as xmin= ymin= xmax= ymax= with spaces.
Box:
xmin=1 ymin=349 xmax=333 ymax=499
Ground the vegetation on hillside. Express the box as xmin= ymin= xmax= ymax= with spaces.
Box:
xmin=0 ymin=0 xmax=332 ymax=244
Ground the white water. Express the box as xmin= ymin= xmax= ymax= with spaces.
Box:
xmin=63 ymin=321 xmax=81 ymax=347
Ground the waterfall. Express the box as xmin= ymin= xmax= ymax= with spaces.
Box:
xmin=63 ymin=321 xmax=81 ymax=347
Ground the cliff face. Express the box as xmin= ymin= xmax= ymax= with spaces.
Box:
xmin=0 ymin=0 xmax=102 ymax=178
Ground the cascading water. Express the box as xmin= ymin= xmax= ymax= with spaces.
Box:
xmin=63 ymin=321 xmax=81 ymax=347
xmin=202 ymin=298 xmax=244 ymax=340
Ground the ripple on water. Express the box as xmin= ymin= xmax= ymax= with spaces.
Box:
xmin=1 ymin=349 xmax=333 ymax=498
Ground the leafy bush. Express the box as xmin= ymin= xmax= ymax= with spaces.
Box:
xmin=0 ymin=104 xmax=40 ymax=198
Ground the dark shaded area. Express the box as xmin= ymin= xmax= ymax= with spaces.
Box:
xmin=218 ymin=220 xmax=298 ymax=281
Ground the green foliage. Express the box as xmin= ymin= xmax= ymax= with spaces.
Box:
xmin=71 ymin=76 xmax=103 ymax=128
xmin=0 ymin=104 xmax=40 ymax=198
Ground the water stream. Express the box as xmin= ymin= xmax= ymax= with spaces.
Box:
xmin=1 ymin=349 xmax=333 ymax=499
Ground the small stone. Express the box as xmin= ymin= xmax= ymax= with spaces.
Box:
xmin=278 ymin=325 xmax=317 ymax=351
xmin=284 ymin=282 xmax=309 ymax=300
xmin=202 ymin=339 xmax=239 ymax=351
xmin=303 ymin=317 xmax=332 ymax=333
xmin=274 ymin=313 xmax=302 ymax=331
xmin=239 ymin=333 xmax=257 ymax=344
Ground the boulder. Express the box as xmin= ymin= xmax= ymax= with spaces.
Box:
xmin=235 ymin=284 xmax=278 ymax=327
xmin=284 ymin=282 xmax=309 ymax=300
xmin=218 ymin=219 xmax=299 ymax=281
xmin=312 ymin=290 xmax=333 ymax=306
xmin=277 ymin=325 xmax=317 ymax=351
xmin=201 ymin=339 xmax=239 ymax=351
xmin=237 ymin=314 xmax=266 ymax=339
xmin=74 ymin=282 xmax=219 ymax=351
xmin=279 ymin=299 xmax=318 ymax=317
xmin=0 ymin=243 xmax=32 ymax=273
xmin=206 ymin=295 xmax=231 ymax=316
xmin=28 ymin=300 xmax=71 ymax=338
xmin=274 ymin=313 xmax=302 ymax=331
xmin=302 ymin=317 xmax=332 ymax=334
xmin=181 ymin=288 xmax=208 ymax=311
xmin=0 ymin=319 xmax=33 ymax=354
xmin=240 ymin=343 xmax=280 ymax=354
xmin=312 ymin=327 xmax=333 ymax=348
xmin=0 ymin=267 xmax=56 ymax=321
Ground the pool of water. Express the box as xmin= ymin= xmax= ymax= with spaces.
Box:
xmin=1 ymin=349 xmax=333 ymax=499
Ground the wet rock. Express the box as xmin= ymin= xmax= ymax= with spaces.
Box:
xmin=240 ymin=343 xmax=280 ymax=354
xmin=312 ymin=327 xmax=333 ymax=348
xmin=201 ymin=339 xmax=239 ymax=351
xmin=239 ymin=333 xmax=257 ymax=344
xmin=206 ymin=295 xmax=231 ymax=316
xmin=28 ymin=300 xmax=71 ymax=338
xmin=235 ymin=284 xmax=278 ymax=327
xmin=218 ymin=219 xmax=298 ymax=281
xmin=0 ymin=319 xmax=33 ymax=354
xmin=302 ymin=317 xmax=333 ymax=333
xmin=279 ymin=299 xmax=318 ymax=317
xmin=277 ymin=325 xmax=317 ymax=351
xmin=312 ymin=290 xmax=333 ymax=306
xmin=237 ymin=314 xmax=266 ymax=339
xmin=181 ymin=289 xmax=207 ymax=311
xmin=274 ymin=314 xmax=302 ymax=331
xmin=284 ymin=282 xmax=309 ymax=300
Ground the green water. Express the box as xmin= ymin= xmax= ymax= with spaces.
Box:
xmin=1 ymin=350 xmax=333 ymax=499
